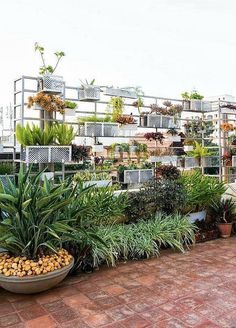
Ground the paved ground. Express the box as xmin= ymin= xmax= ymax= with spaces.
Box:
xmin=0 ymin=238 xmax=236 ymax=328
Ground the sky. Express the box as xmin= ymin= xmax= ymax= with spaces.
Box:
xmin=1 ymin=0 xmax=236 ymax=105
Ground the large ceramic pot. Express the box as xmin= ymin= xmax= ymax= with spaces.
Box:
xmin=218 ymin=223 xmax=233 ymax=238
xmin=0 ymin=259 xmax=74 ymax=294
xmin=188 ymin=210 xmax=206 ymax=223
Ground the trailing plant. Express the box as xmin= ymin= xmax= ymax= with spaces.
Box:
xmin=107 ymin=97 xmax=124 ymax=121
xmin=209 ymin=198 xmax=236 ymax=224
xmin=28 ymin=92 xmax=65 ymax=114
xmin=72 ymin=145 xmax=89 ymax=162
xmin=53 ymin=123 xmax=76 ymax=145
xmin=35 ymin=42 xmax=65 ymax=75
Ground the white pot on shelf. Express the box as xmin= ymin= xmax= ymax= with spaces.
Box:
xmin=65 ymin=108 xmax=76 ymax=116
xmin=188 ymin=210 xmax=206 ymax=223
xmin=83 ymin=180 xmax=112 ymax=188
xmin=92 ymin=145 xmax=104 ymax=153
xmin=167 ymin=135 xmax=181 ymax=142
xmin=184 ymin=145 xmax=194 ymax=152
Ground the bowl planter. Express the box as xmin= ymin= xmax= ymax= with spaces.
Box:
xmin=78 ymin=87 xmax=100 ymax=101
xmin=104 ymin=87 xmax=137 ymax=99
xmin=83 ymin=180 xmax=112 ymax=188
xmin=0 ymin=259 xmax=74 ymax=294
xmin=167 ymin=135 xmax=181 ymax=142
xmin=38 ymin=74 xmax=64 ymax=94
xmin=184 ymin=145 xmax=194 ymax=152
xmin=217 ymin=223 xmax=233 ymax=238
xmin=24 ymin=146 xmax=72 ymax=164
xmin=188 ymin=210 xmax=206 ymax=223
xmin=78 ymin=122 xmax=119 ymax=137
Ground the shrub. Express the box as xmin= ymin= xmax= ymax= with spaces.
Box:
xmin=155 ymin=164 xmax=180 ymax=180
xmin=0 ymin=162 xmax=14 ymax=175
xmin=91 ymin=213 xmax=196 ymax=267
xmin=72 ymin=145 xmax=90 ymax=162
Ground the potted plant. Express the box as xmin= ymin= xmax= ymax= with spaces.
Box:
xmin=78 ymin=115 xmax=119 ymax=137
xmin=16 ymin=123 xmax=74 ymax=163
xmin=186 ymin=141 xmax=213 ymax=167
xmin=210 ymin=198 xmax=236 ymax=238
xmin=222 ymin=150 xmax=232 ymax=167
xmin=135 ymin=143 xmax=148 ymax=163
xmin=72 ymin=144 xmax=89 ymax=162
xmin=116 ymin=114 xmax=138 ymax=136
xmin=28 ymin=92 xmax=65 ymax=114
xmin=74 ymin=170 xmax=112 ymax=188
xmin=35 ymin=42 xmax=65 ymax=94
xmin=149 ymin=148 xmax=177 ymax=165
xmin=166 ymin=128 xmax=181 ymax=142
xmin=0 ymin=167 xmax=77 ymax=294
xmin=92 ymin=142 xmax=104 ymax=153
xmin=183 ymin=138 xmax=195 ymax=152
xmin=64 ymin=100 xmax=77 ymax=116
xmin=181 ymin=91 xmax=204 ymax=111
xmin=78 ymin=79 xmax=100 ymax=101
xmin=117 ymin=163 xmax=153 ymax=184
xmin=220 ymin=123 xmax=235 ymax=133
xmin=144 ymin=132 xmax=165 ymax=144
xmin=181 ymin=171 xmax=226 ymax=223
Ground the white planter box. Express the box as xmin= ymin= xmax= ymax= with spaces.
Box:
xmin=104 ymin=87 xmax=137 ymax=99
xmin=39 ymin=74 xmax=64 ymax=94
xmin=202 ymin=156 xmax=220 ymax=167
xmin=119 ymin=124 xmax=138 ymax=137
xmin=24 ymin=146 xmax=71 ymax=163
xmin=184 ymin=145 xmax=194 ymax=152
xmin=144 ymin=114 xmax=178 ymax=129
xmin=149 ymin=156 xmax=178 ymax=165
xmin=188 ymin=210 xmax=206 ymax=223
xmin=83 ymin=180 xmax=112 ymax=188
xmin=78 ymin=87 xmax=100 ymax=101
xmin=167 ymin=136 xmax=181 ymax=142
xmin=78 ymin=122 xmax=119 ymax=137
xmin=92 ymin=145 xmax=104 ymax=153
xmin=121 ymin=169 xmax=153 ymax=184
xmin=40 ymin=172 xmax=54 ymax=181
xmin=0 ymin=144 xmax=3 ymax=152
xmin=65 ymin=108 xmax=76 ymax=116
xmin=185 ymin=157 xmax=199 ymax=168
xmin=130 ymin=146 xmax=137 ymax=153
xmin=232 ymin=156 xmax=236 ymax=167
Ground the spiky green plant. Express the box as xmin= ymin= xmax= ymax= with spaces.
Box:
xmin=16 ymin=123 xmax=54 ymax=146
xmin=53 ymin=122 xmax=76 ymax=145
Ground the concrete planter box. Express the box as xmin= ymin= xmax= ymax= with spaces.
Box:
xmin=185 ymin=157 xmax=199 ymax=168
xmin=119 ymin=124 xmax=138 ymax=136
xmin=65 ymin=108 xmax=76 ymax=116
xmin=0 ymin=259 xmax=73 ymax=294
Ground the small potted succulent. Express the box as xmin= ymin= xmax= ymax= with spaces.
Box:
xmin=210 ymin=198 xmax=236 ymax=238
xmin=64 ymin=101 xmax=77 ymax=116
xmin=183 ymin=138 xmax=195 ymax=152
xmin=181 ymin=91 xmax=204 ymax=111
xmin=144 ymin=132 xmax=165 ymax=144
xmin=116 ymin=114 xmax=138 ymax=136
xmin=166 ymin=128 xmax=181 ymax=142
xmin=28 ymin=92 xmax=65 ymax=114
xmin=78 ymin=79 xmax=100 ymax=101
xmin=35 ymin=43 xmax=65 ymax=94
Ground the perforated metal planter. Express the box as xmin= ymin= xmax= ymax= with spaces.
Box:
xmin=104 ymin=87 xmax=137 ymax=99
xmin=78 ymin=87 xmax=100 ymax=101
xmin=24 ymin=146 xmax=71 ymax=163
xmin=38 ymin=75 xmax=64 ymax=94
xmin=78 ymin=122 xmax=119 ymax=137
xmin=146 ymin=115 xmax=176 ymax=129
xmin=202 ymin=156 xmax=220 ymax=167
xmin=185 ymin=157 xmax=199 ymax=168
xmin=150 ymin=156 xmax=178 ymax=165
xmin=121 ymin=169 xmax=153 ymax=184
xmin=0 ymin=175 xmax=14 ymax=189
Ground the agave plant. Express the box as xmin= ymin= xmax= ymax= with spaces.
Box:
xmin=53 ymin=122 xmax=76 ymax=145
xmin=16 ymin=123 xmax=55 ymax=146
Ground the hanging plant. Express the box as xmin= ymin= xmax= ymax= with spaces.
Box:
xmin=28 ymin=92 xmax=65 ymax=114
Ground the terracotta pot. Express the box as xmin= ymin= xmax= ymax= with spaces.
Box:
xmin=218 ymin=223 xmax=233 ymax=238
xmin=0 ymin=259 xmax=74 ymax=294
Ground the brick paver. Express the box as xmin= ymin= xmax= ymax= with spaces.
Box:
xmin=0 ymin=238 xmax=235 ymax=327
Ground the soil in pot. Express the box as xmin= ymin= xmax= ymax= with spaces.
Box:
xmin=218 ymin=223 xmax=233 ymax=238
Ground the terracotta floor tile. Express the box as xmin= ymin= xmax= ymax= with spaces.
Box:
xmin=60 ymin=318 xmax=90 ymax=328
xmin=83 ymin=312 xmax=114 ymax=327
xmin=95 ymin=296 xmax=122 ymax=310
xmin=119 ymin=314 xmax=151 ymax=328
xmin=140 ymin=307 xmax=171 ymax=323
xmin=12 ymin=299 xmax=38 ymax=311
xmin=155 ymin=318 xmax=189 ymax=327
xmin=86 ymin=290 xmax=111 ymax=300
xmin=25 ymin=315 xmax=57 ymax=328
xmin=50 ymin=306 xmax=78 ymax=324
xmin=0 ymin=302 xmax=15 ymax=316
xmin=175 ymin=310 xmax=209 ymax=326
xmin=63 ymin=293 xmax=93 ymax=309
xmin=43 ymin=300 xmax=67 ymax=313
xmin=0 ymin=313 xmax=22 ymax=327
xmin=102 ymin=284 xmax=128 ymax=296
xmin=105 ymin=304 xmax=135 ymax=320
xmin=18 ymin=304 xmax=46 ymax=321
